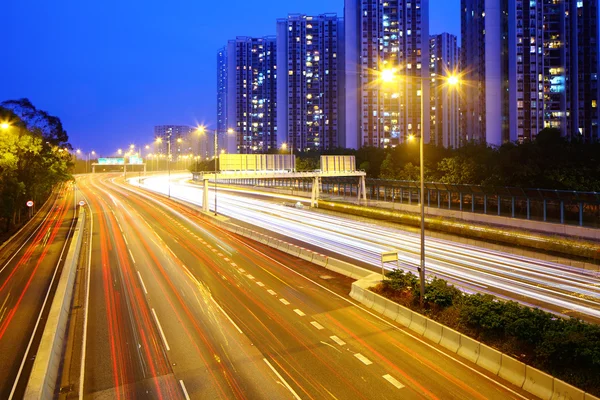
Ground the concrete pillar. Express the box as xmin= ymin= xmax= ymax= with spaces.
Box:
xmin=202 ymin=178 xmax=209 ymax=212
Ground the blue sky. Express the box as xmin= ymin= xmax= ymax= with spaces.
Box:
xmin=1 ymin=0 xmax=460 ymax=155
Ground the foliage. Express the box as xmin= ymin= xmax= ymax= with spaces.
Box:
xmin=373 ymin=270 xmax=600 ymax=394
xmin=0 ymin=102 xmax=72 ymax=232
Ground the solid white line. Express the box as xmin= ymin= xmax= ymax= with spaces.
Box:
xmin=10 ymin=188 xmax=78 ymax=400
xmin=263 ymin=358 xmax=302 ymax=400
xmin=128 ymin=249 xmax=136 ymax=264
xmin=80 ymin=194 xmax=94 ymax=400
xmin=210 ymin=297 xmax=244 ymax=334
xmin=137 ymin=271 xmax=148 ymax=295
xmin=354 ymin=353 xmax=373 ymax=365
xmin=383 ymin=374 xmax=405 ymax=389
xmin=330 ymin=336 xmax=346 ymax=346
xmin=256 ymin=281 xmax=265 ymax=287
xmin=179 ymin=380 xmax=191 ymax=400
xmin=310 ymin=321 xmax=324 ymax=330
xmin=279 ymin=298 xmax=290 ymax=305
xmin=152 ymin=308 xmax=170 ymax=351
xmin=293 ymin=309 xmax=305 ymax=316
xmin=267 ymin=289 xmax=277 ymax=296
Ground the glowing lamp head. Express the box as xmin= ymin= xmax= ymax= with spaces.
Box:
xmin=1 ymin=122 xmax=10 ymax=130
xmin=381 ymin=68 xmax=397 ymax=83
xmin=407 ymin=134 xmax=416 ymax=142
xmin=447 ymin=75 xmax=459 ymax=86
xmin=227 ymin=128 xmax=234 ymax=134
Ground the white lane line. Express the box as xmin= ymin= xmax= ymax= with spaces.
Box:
xmin=267 ymin=289 xmax=277 ymax=296
xmin=152 ymin=308 xmax=170 ymax=351
xmin=256 ymin=281 xmax=265 ymax=287
xmin=224 ymin=257 xmax=230 ymax=262
xmin=210 ymin=297 xmax=244 ymax=334
xmin=137 ymin=271 xmax=148 ymax=295
xmin=123 ymin=235 xmax=129 ymax=246
xmin=310 ymin=321 xmax=324 ymax=330
xmin=231 ymin=262 xmax=237 ymax=267
xmin=293 ymin=309 xmax=305 ymax=316
xmin=383 ymin=374 xmax=405 ymax=389
xmin=128 ymin=249 xmax=136 ymax=264
xmin=238 ymin=268 xmax=245 ymax=273
xmin=354 ymin=353 xmax=373 ymax=365
xmin=80 ymin=193 xmax=93 ymax=400
xmin=263 ymin=358 xmax=302 ymax=400
xmin=279 ymin=298 xmax=290 ymax=305
xmin=247 ymin=274 xmax=255 ymax=280
xmin=330 ymin=336 xmax=346 ymax=346
xmin=179 ymin=380 xmax=191 ymax=400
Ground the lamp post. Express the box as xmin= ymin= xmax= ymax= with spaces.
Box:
xmin=198 ymin=127 xmax=234 ymax=215
xmin=381 ymin=68 xmax=459 ymax=307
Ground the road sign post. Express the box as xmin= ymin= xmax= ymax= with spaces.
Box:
xmin=381 ymin=251 xmax=399 ymax=281
xmin=26 ymin=200 xmax=34 ymax=219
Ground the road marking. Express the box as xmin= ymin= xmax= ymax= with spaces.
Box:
xmin=152 ymin=308 xmax=170 ymax=351
xmin=238 ymin=268 xmax=245 ymax=273
xmin=267 ymin=289 xmax=277 ymax=296
xmin=383 ymin=374 xmax=405 ymax=389
xmin=211 ymin=298 xmax=243 ymax=334
xmin=211 ymin=248 xmax=217 ymax=252
xmin=217 ymin=252 xmax=223 ymax=257
xmin=330 ymin=336 xmax=346 ymax=346
xmin=279 ymin=298 xmax=290 ymax=305
xmin=263 ymin=358 xmax=302 ymax=400
xmin=256 ymin=281 xmax=265 ymax=287
xmin=293 ymin=309 xmax=305 ymax=316
xmin=128 ymin=249 xmax=136 ymax=263
xmin=123 ymin=236 xmax=129 ymax=246
xmin=310 ymin=321 xmax=324 ymax=330
xmin=231 ymin=262 xmax=237 ymax=267
xmin=224 ymin=257 xmax=230 ymax=262
xmin=80 ymin=190 xmax=94 ymax=397
xmin=179 ymin=380 xmax=191 ymax=400
xmin=354 ymin=353 xmax=373 ymax=365
xmin=247 ymin=274 xmax=255 ymax=280
xmin=137 ymin=271 xmax=148 ymax=295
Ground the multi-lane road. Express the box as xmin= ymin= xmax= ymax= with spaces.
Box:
xmin=56 ymin=173 xmax=535 ymax=399
xmin=138 ymin=174 xmax=600 ymax=323
xmin=0 ymin=183 xmax=76 ymax=399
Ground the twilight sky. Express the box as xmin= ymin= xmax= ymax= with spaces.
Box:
xmin=2 ymin=0 xmax=460 ymax=156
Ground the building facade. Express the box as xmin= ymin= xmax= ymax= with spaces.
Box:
xmin=430 ymin=33 xmax=460 ymax=148
xmin=276 ymin=14 xmax=345 ymax=152
xmin=345 ymin=0 xmax=430 ymax=149
xmin=153 ymin=125 xmax=196 ymax=157
xmin=217 ymin=47 xmax=228 ymax=144
xmin=225 ymin=36 xmax=277 ymax=154
xmin=461 ymin=0 xmax=599 ymax=145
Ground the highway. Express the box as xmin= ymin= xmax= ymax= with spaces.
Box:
xmin=0 ymin=183 xmax=76 ymax=399
xmin=65 ymin=172 xmax=534 ymax=399
xmin=137 ymin=173 xmax=600 ymax=323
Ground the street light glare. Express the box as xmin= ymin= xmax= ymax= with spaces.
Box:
xmin=227 ymin=128 xmax=234 ymax=134
xmin=281 ymin=143 xmax=287 ymax=150
xmin=381 ymin=68 xmax=397 ymax=83
xmin=407 ymin=134 xmax=416 ymax=142
xmin=130 ymin=144 xmax=135 ymax=149
xmin=0 ymin=122 xmax=10 ymax=130
xmin=447 ymin=75 xmax=459 ymax=86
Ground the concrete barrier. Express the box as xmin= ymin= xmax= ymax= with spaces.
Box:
xmin=476 ymin=344 xmax=502 ymax=375
xmin=498 ymin=354 xmax=526 ymax=387
xmin=383 ymin=300 xmax=400 ymax=321
xmin=395 ymin=305 xmax=412 ymax=327
xmin=363 ymin=289 xmax=375 ymax=309
xmin=408 ymin=312 xmax=427 ymax=335
xmin=298 ymin=248 xmax=314 ymax=262
xmin=522 ymin=366 xmax=554 ymax=400
xmin=371 ymin=293 xmax=388 ymax=315
xmin=457 ymin=335 xmax=481 ymax=364
xmin=552 ymin=379 xmax=584 ymax=400
xmin=326 ymin=258 xmax=371 ymax=279
xmin=311 ymin=253 xmax=329 ymax=267
xmin=287 ymin=244 xmax=302 ymax=257
xmin=585 ymin=393 xmax=600 ymax=400
xmin=423 ymin=319 xmax=443 ymax=344
xmin=276 ymin=240 xmax=290 ymax=253
xmin=25 ymin=209 xmax=85 ymax=400
xmin=439 ymin=326 xmax=461 ymax=353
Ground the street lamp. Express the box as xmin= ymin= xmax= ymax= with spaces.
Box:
xmin=197 ymin=126 xmax=234 ymax=215
xmin=381 ymin=67 xmax=459 ymax=307
xmin=0 ymin=122 xmax=10 ymax=130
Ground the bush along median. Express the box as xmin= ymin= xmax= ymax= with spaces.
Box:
xmin=371 ymin=269 xmax=600 ymax=396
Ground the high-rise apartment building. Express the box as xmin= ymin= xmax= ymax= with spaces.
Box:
xmin=276 ymin=14 xmax=345 ymax=152
xmin=430 ymin=33 xmax=460 ymax=148
xmin=461 ymin=0 xmax=599 ymax=145
xmin=224 ymin=36 xmax=277 ymax=154
xmin=345 ymin=0 xmax=430 ymax=149
xmin=153 ymin=125 xmax=195 ymax=156
xmin=217 ymin=47 xmax=228 ymax=142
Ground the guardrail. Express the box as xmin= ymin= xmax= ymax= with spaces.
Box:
xmin=24 ymin=209 xmax=85 ymax=400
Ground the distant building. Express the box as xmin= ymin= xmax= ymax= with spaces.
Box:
xmin=461 ymin=0 xmax=599 ymax=145
xmin=223 ymin=36 xmax=277 ymax=154
xmin=153 ymin=125 xmax=201 ymax=159
xmin=430 ymin=33 xmax=460 ymax=148
xmin=345 ymin=0 xmax=430 ymax=148
xmin=217 ymin=47 xmax=228 ymax=147
xmin=276 ymin=14 xmax=345 ymax=152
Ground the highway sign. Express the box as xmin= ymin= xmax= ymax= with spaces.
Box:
xmin=98 ymin=157 xmax=125 ymax=165
xmin=79 ymin=200 xmax=86 ymax=206
xmin=26 ymin=200 xmax=34 ymax=207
